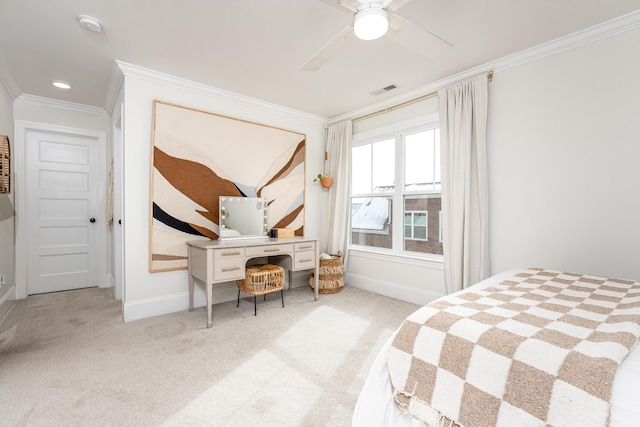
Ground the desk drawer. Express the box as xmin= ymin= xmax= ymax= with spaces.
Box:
xmin=294 ymin=251 xmax=316 ymax=270
xmin=214 ymin=248 xmax=245 ymax=259
xmin=213 ymin=258 xmax=245 ymax=281
xmin=245 ymin=244 xmax=293 ymax=257
xmin=294 ymin=242 xmax=315 ymax=252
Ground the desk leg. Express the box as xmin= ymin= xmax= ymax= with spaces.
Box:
xmin=188 ymin=274 xmax=195 ymax=312
xmin=206 ymin=283 xmax=213 ymax=328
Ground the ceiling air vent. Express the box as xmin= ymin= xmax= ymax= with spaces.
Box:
xmin=370 ymin=84 xmax=397 ymax=96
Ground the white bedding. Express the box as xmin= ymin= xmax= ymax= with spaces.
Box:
xmin=352 ymin=269 xmax=640 ymax=427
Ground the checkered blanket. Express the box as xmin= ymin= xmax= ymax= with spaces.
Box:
xmin=388 ymin=268 xmax=640 ymax=427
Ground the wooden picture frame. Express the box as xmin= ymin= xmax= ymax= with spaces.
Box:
xmin=149 ymin=101 xmax=306 ymax=272
xmin=0 ymin=135 xmax=10 ymax=194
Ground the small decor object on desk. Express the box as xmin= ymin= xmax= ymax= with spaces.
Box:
xmin=313 ymin=173 xmax=333 ymax=188
xmin=269 ymin=228 xmax=295 ymax=238
xmin=309 ymin=252 xmax=344 ymax=294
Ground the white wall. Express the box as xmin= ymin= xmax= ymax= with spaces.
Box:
xmin=347 ymin=251 xmax=445 ymax=304
xmin=119 ymin=65 xmax=327 ymax=321
xmin=0 ymin=79 xmax=15 ymax=322
xmin=487 ymin=27 xmax=640 ymax=281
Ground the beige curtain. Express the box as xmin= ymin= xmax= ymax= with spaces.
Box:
xmin=439 ymin=74 xmax=490 ymax=294
xmin=320 ymin=121 xmax=352 ymax=258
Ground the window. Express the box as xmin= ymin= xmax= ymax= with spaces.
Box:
xmin=350 ymin=122 xmax=442 ymax=257
xmin=404 ymin=211 xmax=427 ymax=240
xmin=350 ymin=138 xmax=394 ymax=249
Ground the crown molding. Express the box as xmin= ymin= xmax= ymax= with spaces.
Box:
xmin=115 ymin=61 xmax=327 ymax=126
xmin=491 ymin=8 xmax=640 ymax=74
xmin=329 ymin=9 xmax=640 ymax=125
xmin=14 ymin=94 xmax=108 ymax=117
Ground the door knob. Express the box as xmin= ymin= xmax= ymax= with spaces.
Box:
xmin=90 ymin=218 xmax=96 ymax=223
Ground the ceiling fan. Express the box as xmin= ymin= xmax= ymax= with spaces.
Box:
xmin=301 ymin=0 xmax=453 ymax=71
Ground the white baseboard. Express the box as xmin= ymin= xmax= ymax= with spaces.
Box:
xmin=346 ymin=272 xmax=444 ymax=306
xmin=123 ymin=271 xmax=311 ymax=322
xmin=123 ymin=290 xmax=192 ymax=322
xmin=0 ymin=284 xmax=16 ymax=326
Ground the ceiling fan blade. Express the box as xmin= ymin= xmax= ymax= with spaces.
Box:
xmin=382 ymin=0 xmax=413 ymax=12
xmin=387 ymin=14 xmax=452 ymax=59
xmin=318 ymin=0 xmax=360 ymax=13
xmin=300 ymin=25 xmax=354 ymax=71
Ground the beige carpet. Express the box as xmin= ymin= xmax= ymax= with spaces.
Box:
xmin=0 ymin=285 xmax=419 ymax=426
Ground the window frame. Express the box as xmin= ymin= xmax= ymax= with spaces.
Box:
xmin=350 ymin=114 xmax=442 ymax=261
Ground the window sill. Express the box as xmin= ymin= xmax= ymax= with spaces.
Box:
xmin=348 ymin=246 xmax=444 ymax=269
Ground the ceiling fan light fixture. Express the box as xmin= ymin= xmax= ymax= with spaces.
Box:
xmin=353 ymin=6 xmax=389 ymax=41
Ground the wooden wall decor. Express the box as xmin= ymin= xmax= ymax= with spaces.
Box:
xmin=149 ymin=101 xmax=306 ymax=272
xmin=0 ymin=135 xmax=9 ymax=194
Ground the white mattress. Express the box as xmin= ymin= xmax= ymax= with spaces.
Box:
xmin=352 ymin=269 xmax=640 ymax=427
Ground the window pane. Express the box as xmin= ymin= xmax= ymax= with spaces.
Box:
xmin=372 ymin=139 xmax=394 ymax=191
xmin=403 ymin=196 xmax=442 ymax=254
xmin=405 ymin=130 xmax=435 ymax=191
xmin=351 ymin=196 xmax=393 ymax=249
xmin=414 ymin=226 xmax=427 ymax=240
xmin=352 ymin=145 xmax=371 ymax=194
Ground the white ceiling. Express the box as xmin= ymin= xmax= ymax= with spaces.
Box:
xmin=1 ymin=1 xmax=639 ymax=118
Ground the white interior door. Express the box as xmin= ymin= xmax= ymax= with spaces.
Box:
xmin=27 ymin=129 xmax=100 ymax=294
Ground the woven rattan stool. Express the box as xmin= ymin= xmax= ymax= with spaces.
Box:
xmin=236 ymin=264 xmax=285 ymax=315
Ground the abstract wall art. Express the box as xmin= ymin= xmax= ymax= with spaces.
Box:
xmin=149 ymin=101 xmax=306 ymax=272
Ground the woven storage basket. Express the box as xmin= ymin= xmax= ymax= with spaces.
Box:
xmin=309 ymin=252 xmax=345 ymax=294
xmin=237 ymin=264 xmax=285 ymax=296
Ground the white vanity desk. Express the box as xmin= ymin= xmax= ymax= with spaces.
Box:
xmin=187 ymin=236 xmax=320 ymax=328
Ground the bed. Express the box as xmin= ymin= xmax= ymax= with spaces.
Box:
xmin=352 ymin=268 xmax=640 ymax=427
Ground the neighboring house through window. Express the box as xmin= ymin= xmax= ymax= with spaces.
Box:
xmin=350 ymin=116 xmax=443 ymax=257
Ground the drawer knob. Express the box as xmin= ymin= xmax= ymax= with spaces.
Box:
xmin=221 ymin=266 xmax=241 ymax=272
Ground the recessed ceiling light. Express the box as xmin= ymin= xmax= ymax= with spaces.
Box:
xmin=52 ymin=80 xmax=72 ymax=89
xmin=77 ymin=15 xmax=102 ymax=32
